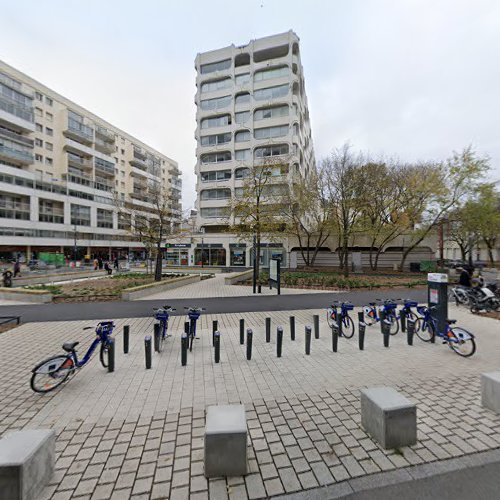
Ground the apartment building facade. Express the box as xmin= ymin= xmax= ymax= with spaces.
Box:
xmin=0 ymin=60 xmax=182 ymax=263
xmin=190 ymin=30 xmax=315 ymax=267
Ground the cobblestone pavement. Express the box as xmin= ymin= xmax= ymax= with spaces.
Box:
xmin=0 ymin=306 xmax=498 ymax=499
xmin=138 ymin=273 xmax=333 ymax=300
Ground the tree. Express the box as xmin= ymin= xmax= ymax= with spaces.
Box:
xmin=445 ymin=204 xmax=480 ymax=264
xmin=115 ymin=182 xmax=175 ymax=281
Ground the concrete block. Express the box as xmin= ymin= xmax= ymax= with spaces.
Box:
xmin=481 ymin=372 xmax=500 ymax=414
xmin=361 ymin=387 xmax=416 ymax=449
xmin=0 ymin=429 xmax=55 ymax=500
xmin=204 ymin=404 xmax=247 ymax=477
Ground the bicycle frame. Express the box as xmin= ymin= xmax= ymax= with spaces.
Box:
xmin=74 ymin=321 xmax=114 ymax=368
xmin=155 ymin=310 xmax=171 ymax=338
xmin=365 ymin=301 xmax=397 ymax=323
xmin=416 ymin=306 xmax=467 ymax=344
xmin=329 ymin=302 xmax=353 ymax=326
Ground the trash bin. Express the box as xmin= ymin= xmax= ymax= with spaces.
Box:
xmin=427 ymin=273 xmax=448 ymax=334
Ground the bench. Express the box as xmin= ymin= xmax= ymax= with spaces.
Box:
xmin=481 ymin=372 xmax=500 ymax=414
xmin=204 ymin=405 xmax=247 ymax=477
xmin=0 ymin=429 xmax=55 ymax=500
xmin=361 ymin=387 xmax=417 ymax=449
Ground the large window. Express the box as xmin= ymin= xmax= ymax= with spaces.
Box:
xmin=200 ymin=207 xmax=229 ymax=218
xmin=200 ymin=133 xmax=231 ymax=146
xmin=235 ymin=130 xmax=250 ymax=143
xmin=201 ymin=152 xmax=231 ymax=164
xmin=235 ymin=149 xmax=250 ymax=161
xmin=201 ymin=170 xmax=231 ymax=182
xmin=0 ymin=193 xmax=30 ymax=220
xmin=97 ymin=208 xmax=113 ymax=228
xmin=254 ymin=144 xmax=289 ymax=158
xmin=254 ymin=84 xmax=289 ymax=101
xmin=39 ymin=199 xmax=64 ymax=224
xmin=235 ymin=167 xmax=250 ymax=179
xmin=235 ymin=73 xmax=250 ymax=85
xmin=254 ymin=105 xmax=289 ymax=121
xmin=254 ymin=66 xmax=289 ymax=82
xmin=70 ymin=204 xmax=91 ymax=226
xmin=195 ymin=247 xmax=226 ymax=266
xmin=201 ymin=115 xmax=231 ymax=129
xmin=235 ymin=92 xmax=251 ymax=105
xmin=235 ymin=111 xmax=250 ymax=124
xmin=200 ymin=188 xmax=231 ymax=200
xmin=200 ymin=95 xmax=231 ymax=111
xmin=200 ymin=59 xmax=231 ymax=74
xmin=254 ymin=125 xmax=289 ymax=140
xmin=201 ymin=78 xmax=231 ymax=93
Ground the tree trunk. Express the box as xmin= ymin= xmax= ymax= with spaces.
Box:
xmin=458 ymin=244 xmax=467 ymax=262
xmin=484 ymin=238 xmax=495 ymax=266
xmin=342 ymin=235 xmax=349 ymax=277
xmin=154 ymin=243 xmax=162 ymax=281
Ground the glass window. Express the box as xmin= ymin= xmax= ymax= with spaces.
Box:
xmin=254 ymin=84 xmax=289 ymax=101
xmin=46 ymin=127 xmax=53 ymax=136
xmin=200 ymin=133 xmax=231 ymax=146
xmin=254 ymin=66 xmax=289 ymax=82
xmin=200 ymin=59 xmax=231 ymax=74
xmin=230 ymin=248 xmax=246 ymax=266
xmin=254 ymin=125 xmax=289 ymax=140
xmin=45 ymin=157 xmax=53 ymax=165
xmin=201 ymin=77 xmax=231 ymax=93
xmin=200 ymin=95 xmax=231 ymax=111
xmin=200 ymin=114 xmax=231 ymax=129
xmin=235 ymin=73 xmax=250 ymax=85
xmin=235 ymin=149 xmax=250 ymax=161
xmin=201 ymin=170 xmax=231 ymax=182
xmin=200 ymin=188 xmax=231 ymax=200
xmin=200 ymin=207 xmax=229 ymax=218
xmin=254 ymin=105 xmax=289 ymax=121
xmin=70 ymin=204 xmax=91 ymax=226
xmin=235 ymin=167 xmax=250 ymax=179
xmin=97 ymin=208 xmax=113 ymax=228
xmin=45 ymin=142 xmax=53 ymax=151
xmin=235 ymin=92 xmax=250 ymax=105
xmin=195 ymin=247 xmax=226 ymax=266
xmin=35 ymin=138 xmax=43 ymax=147
xmin=235 ymin=130 xmax=250 ymax=142
xmin=201 ymin=152 xmax=231 ymax=164
xmin=35 ymin=91 xmax=43 ymax=101
xmin=46 ymin=112 xmax=53 ymax=122
xmin=254 ymin=144 xmax=289 ymax=158
xmin=235 ymin=111 xmax=250 ymax=124
xmin=35 ymin=153 xmax=43 ymax=162
xmin=35 ymin=123 xmax=43 ymax=132
xmin=45 ymin=96 xmax=53 ymax=106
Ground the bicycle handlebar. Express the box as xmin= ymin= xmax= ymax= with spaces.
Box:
xmin=184 ymin=306 xmax=205 ymax=311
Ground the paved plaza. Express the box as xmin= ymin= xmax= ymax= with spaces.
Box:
xmin=0 ymin=306 xmax=499 ymax=499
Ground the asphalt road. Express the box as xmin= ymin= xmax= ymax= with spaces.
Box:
xmin=0 ymin=289 xmax=428 ymax=323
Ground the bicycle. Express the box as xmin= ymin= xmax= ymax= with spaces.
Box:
xmin=153 ymin=305 xmax=175 ymax=352
xmin=327 ymin=301 xmax=355 ymax=338
xmin=30 ymin=321 xmax=115 ymax=393
xmin=184 ymin=307 xmax=205 ymax=351
xmin=363 ymin=299 xmax=399 ymax=335
xmin=397 ymin=299 xmax=429 ymax=340
xmin=415 ymin=305 xmax=476 ymax=357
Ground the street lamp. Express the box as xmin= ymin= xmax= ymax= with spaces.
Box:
xmin=73 ymin=224 xmax=78 ymax=268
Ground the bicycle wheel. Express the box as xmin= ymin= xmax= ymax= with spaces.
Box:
xmin=326 ymin=309 xmax=336 ymax=329
xmin=342 ymin=315 xmax=355 ymax=338
xmin=415 ymin=317 xmax=434 ymax=342
xmin=448 ymin=327 xmax=476 ymax=357
xmin=30 ymin=356 xmax=74 ymax=393
xmin=406 ymin=311 xmax=422 ymax=332
xmin=388 ymin=315 xmax=399 ymax=335
xmin=156 ymin=322 xmax=165 ymax=353
xmin=189 ymin=333 xmax=194 ymax=352
xmin=100 ymin=342 xmax=110 ymax=368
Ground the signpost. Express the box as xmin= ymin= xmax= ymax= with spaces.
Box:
xmin=269 ymin=258 xmax=281 ymax=295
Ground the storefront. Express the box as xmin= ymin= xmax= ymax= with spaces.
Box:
xmin=250 ymin=243 xmax=286 ymax=268
xmin=166 ymin=243 xmax=190 ymax=266
xmin=230 ymin=243 xmax=246 ymax=266
xmin=194 ymin=244 xmax=226 ymax=266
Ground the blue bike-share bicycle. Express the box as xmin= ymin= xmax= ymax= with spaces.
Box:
xmin=185 ymin=306 xmax=205 ymax=351
xmin=153 ymin=305 xmax=175 ymax=352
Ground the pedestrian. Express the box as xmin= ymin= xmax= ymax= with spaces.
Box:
xmin=98 ymin=257 xmax=103 ymax=270
xmin=13 ymin=260 xmax=21 ymax=278
xmin=459 ymin=266 xmax=472 ymax=288
xmin=104 ymin=261 xmax=112 ymax=275
xmin=114 ymin=256 xmax=119 ymax=270
xmin=93 ymin=258 xmax=98 ymax=270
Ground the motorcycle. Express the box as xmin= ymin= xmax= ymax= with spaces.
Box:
xmin=470 ymin=286 xmax=500 ymax=313
xmin=2 ymin=269 xmax=13 ymax=288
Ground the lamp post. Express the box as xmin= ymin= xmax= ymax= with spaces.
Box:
xmin=73 ymin=224 xmax=77 ymax=268
xmin=252 ymin=232 xmax=257 ymax=294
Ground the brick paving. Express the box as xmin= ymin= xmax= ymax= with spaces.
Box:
xmin=0 ymin=306 xmax=499 ymax=499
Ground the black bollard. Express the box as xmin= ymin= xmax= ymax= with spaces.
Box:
xmin=358 ymin=311 xmax=365 ymax=351
xmin=144 ymin=335 xmax=152 ymax=369
xmin=258 ymin=284 xmax=262 ymax=294
xmin=246 ymin=328 xmax=253 ymax=360
xmin=212 ymin=320 xmax=218 ymax=346
xmin=277 ymin=326 xmax=283 ymax=358
xmin=400 ymin=308 xmax=407 ymax=333
xmin=184 ymin=321 xmax=190 ymax=334
xmin=181 ymin=333 xmax=188 ymax=366
xmin=407 ymin=318 xmax=415 ymax=346
xmin=153 ymin=323 xmax=160 ymax=352
xmin=107 ymin=337 xmax=115 ymax=373
xmin=305 ymin=325 xmax=311 ymax=355
xmin=382 ymin=319 xmax=391 ymax=348
xmin=266 ymin=317 xmax=271 ymax=343
xmin=290 ymin=316 xmax=295 ymax=341
xmin=331 ymin=324 xmax=338 ymax=352
xmin=337 ymin=310 xmax=343 ymax=337
xmin=214 ymin=331 xmax=220 ymax=363
xmin=379 ymin=310 xmax=385 ymax=335
xmin=239 ymin=319 xmax=245 ymax=345
xmin=123 ymin=325 xmax=129 ymax=354
xmin=313 ymin=315 xmax=319 ymax=339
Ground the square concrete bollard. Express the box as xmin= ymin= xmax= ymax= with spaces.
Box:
xmin=204 ymin=404 xmax=247 ymax=477
xmin=361 ymin=387 xmax=417 ymax=449
xmin=0 ymin=429 xmax=55 ymax=500
xmin=481 ymin=372 xmax=500 ymax=414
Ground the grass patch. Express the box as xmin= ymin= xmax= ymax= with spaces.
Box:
xmin=23 ymin=284 xmax=63 ymax=294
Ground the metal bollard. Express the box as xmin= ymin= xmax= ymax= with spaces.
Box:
xmin=181 ymin=333 xmax=188 ymax=366
xmin=239 ymin=319 xmax=245 ymax=345
xmin=313 ymin=315 xmax=319 ymax=339
xmin=153 ymin=323 xmax=160 ymax=352
xmin=212 ymin=320 xmax=218 ymax=346
xmin=290 ymin=316 xmax=296 ymax=341
xmin=184 ymin=321 xmax=190 ymax=335
xmin=246 ymin=328 xmax=253 ymax=360
xmin=144 ymin=335 xmax=152 ymax=369
xmin=277 ymin=326 xmax=283 ymax=358
xmin=382 ymin=319 xmax=391 ymax=348
xmin=123 ymin=325 xmax=130 ymax=354
xmin=337 ymin=309 xmax=343 ymax=337
xmin=331 ymin=324 xmax=338 ymax=352
xmin=379 ymin=310 xmax=385 ymax=334
xmin=407 ymin=318 xmax=415 ymax=346
xmin=214 ymin=331 xmax=220 ymax=363
xmin=400 ymin=308 xmax=407 ymax=333
xmin=107 ymin=337 xmax=115 ymax=373
xmin=358 ymin=311 xmax=365 ymax=351
xmin=305 ymin=325 xmax=311 ymax=355
xmin=266 ymin=317 xmax=271 ymax=343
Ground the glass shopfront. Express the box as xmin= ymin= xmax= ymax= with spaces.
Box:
xmin=250 ymin=244 xmax=286 ymax=268
xmin=165 ymin=244 xmax=190 ymax=266
xmin=194 ymin=245 xmax=226 ymax=266
xmin=230 ymin=244 xmax=246 ymax=266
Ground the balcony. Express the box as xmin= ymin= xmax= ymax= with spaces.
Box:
xmin=94 ymin=176 xmax=114 ymax=192
xmin=94 ymin=137 xmax=115 ymax=155
xmin=63 ymin=171 xmax=93 ymax=187
xmin=0 ymin=199 xmax=31 ymax=220
xmin=95 ymin=125 xmax=115 ymax=143
xmin=0 ymin=95 xmax=35 ymax=132
xmin=67 ymin=152 xmax=92 ymax=170
xmin=64 ymin=117 xmax=94 ymax=145
xmin=130 ymin=156 xmax=147 ymax=170
xmin=130 ymin=188 xmax=149 ymax=202
xmin=131 ymin=165 xmax=148 ymax=178
xmin=0 ymin=127 xmax=34 ymax=147
xmin=94 ymin=157 xmax=115 ymax=176
xmin=0 ymin=144 xmax=34 ymax=165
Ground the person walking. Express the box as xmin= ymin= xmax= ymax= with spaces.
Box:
xmin=114 ymin=256 xmax=119 ymax=270
xmin=98 ymin=257 xmax=103 ymax=270
xmin=13 ymin=260 xmax=21 ymax=278
xmin=93 ymin=258 xmax=99 ymax=270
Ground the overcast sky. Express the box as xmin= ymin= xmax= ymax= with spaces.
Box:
xmin=1 ymin=0 xmax=499 ymax=209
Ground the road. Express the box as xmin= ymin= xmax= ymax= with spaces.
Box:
xmin=0 ymin=288 xmax=428 ymax=322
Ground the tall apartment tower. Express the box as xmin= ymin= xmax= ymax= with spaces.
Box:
xmin=0 ymin=60 xmax=182 ymax=261
xmin=194 ymin=30 xmax=315 ymax=233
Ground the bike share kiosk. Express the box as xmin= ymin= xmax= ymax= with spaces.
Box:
xmin=428 ymin=273 xmax=448 ymax=336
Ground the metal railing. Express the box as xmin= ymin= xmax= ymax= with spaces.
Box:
xmin=0 ymin=127 xmax=34 ymax=146
xmin=0 ymin=144 xmax=34 ymax=163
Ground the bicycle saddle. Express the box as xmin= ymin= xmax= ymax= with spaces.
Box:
xmin=62 ymin=342 xmax=79 ymax=352
xmin=447 ymin=319 xmax=457 ymax=325
xmin=368 ymin=302 xmax=376 ymax=306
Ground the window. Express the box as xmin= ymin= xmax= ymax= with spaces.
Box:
xmin=235 ymin=130 xmax=250 ymax=143
xmin=201 ymin=152 xmax=231 ymax=164
xmin=200 ymin=188 xmax=231 ymax=200
xmin=235 ymin=73 xmax=250 ymax=85
xmin=121 ymin=148 xmax=125 ymax=155
xmin=45 ymin=157 xmax=53 ymax=166
xmin=39 ymin=199 xmax=64 ymax=224
xmin=200 ymin=207 xmax=229 ymax=218
xmin=97 ymin=208 xmax=114 ymax=228
xmin=254 ymin=66 xmax=289 ymax=82
xmin=200 ymin=59 xmax=231 ymax=74
xmin=201 ymin=78 xmax=231 ymax=93
xmin=46 ymin=127 xmax=53 ymax=136
xmin=201 ymin=114 xmax=231 ymax=129
xmin=254 ymin=144 xmax=289 ymax=158
xmin=46 ymin=112 xmax=53 ymax=122
xmin=235 ymin=111 xmax=250 ymax=124
xmin=71 ymin=204 xmax=91 ymax=226
xmin=35 ymin=154 xmax=43 ymax=162
xmin=45 ymin=142 xmax=53 ymax=151
xmin=235 ymin=167 xmax=250 ymax=179
xmin=235 ymin=149 xmax=250 ymax=161
xmin=35 ymin=123 xmax=43 ymax=132
xmin=201 ymin=170 xmax=231 ymax=182
xmin=35 ymin=91 xmax=43 ymax=101
xmin=35 ymin=107 xmax=43 ymax=117
xmin=200 ymin=133 xmax=231 ymax=146
xmin=45 ymin=97 xmax=53 ymax=106
xmin=200 ymin=95 xmax=231 ymax=111
xmin=0 ymin=193 xmax=30 ymax=220
xmin=254 ymin=105 xmax=289 ymax=121
xmin=254 ymin=125 xmax=289 ymax=140
xmin=35 ymin=138 xmax=43 ymax=147
xmin=254 ymin=84 xmax=289 ymax=101
xmin=235 ymin=92 xmax=250 ymax=105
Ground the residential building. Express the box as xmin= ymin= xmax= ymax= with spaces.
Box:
xmin=0 ymin=60 xmax=182 ymax=263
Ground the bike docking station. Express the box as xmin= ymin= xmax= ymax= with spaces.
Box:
xmin=428 ymin=272 xmax=448 ymax=344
